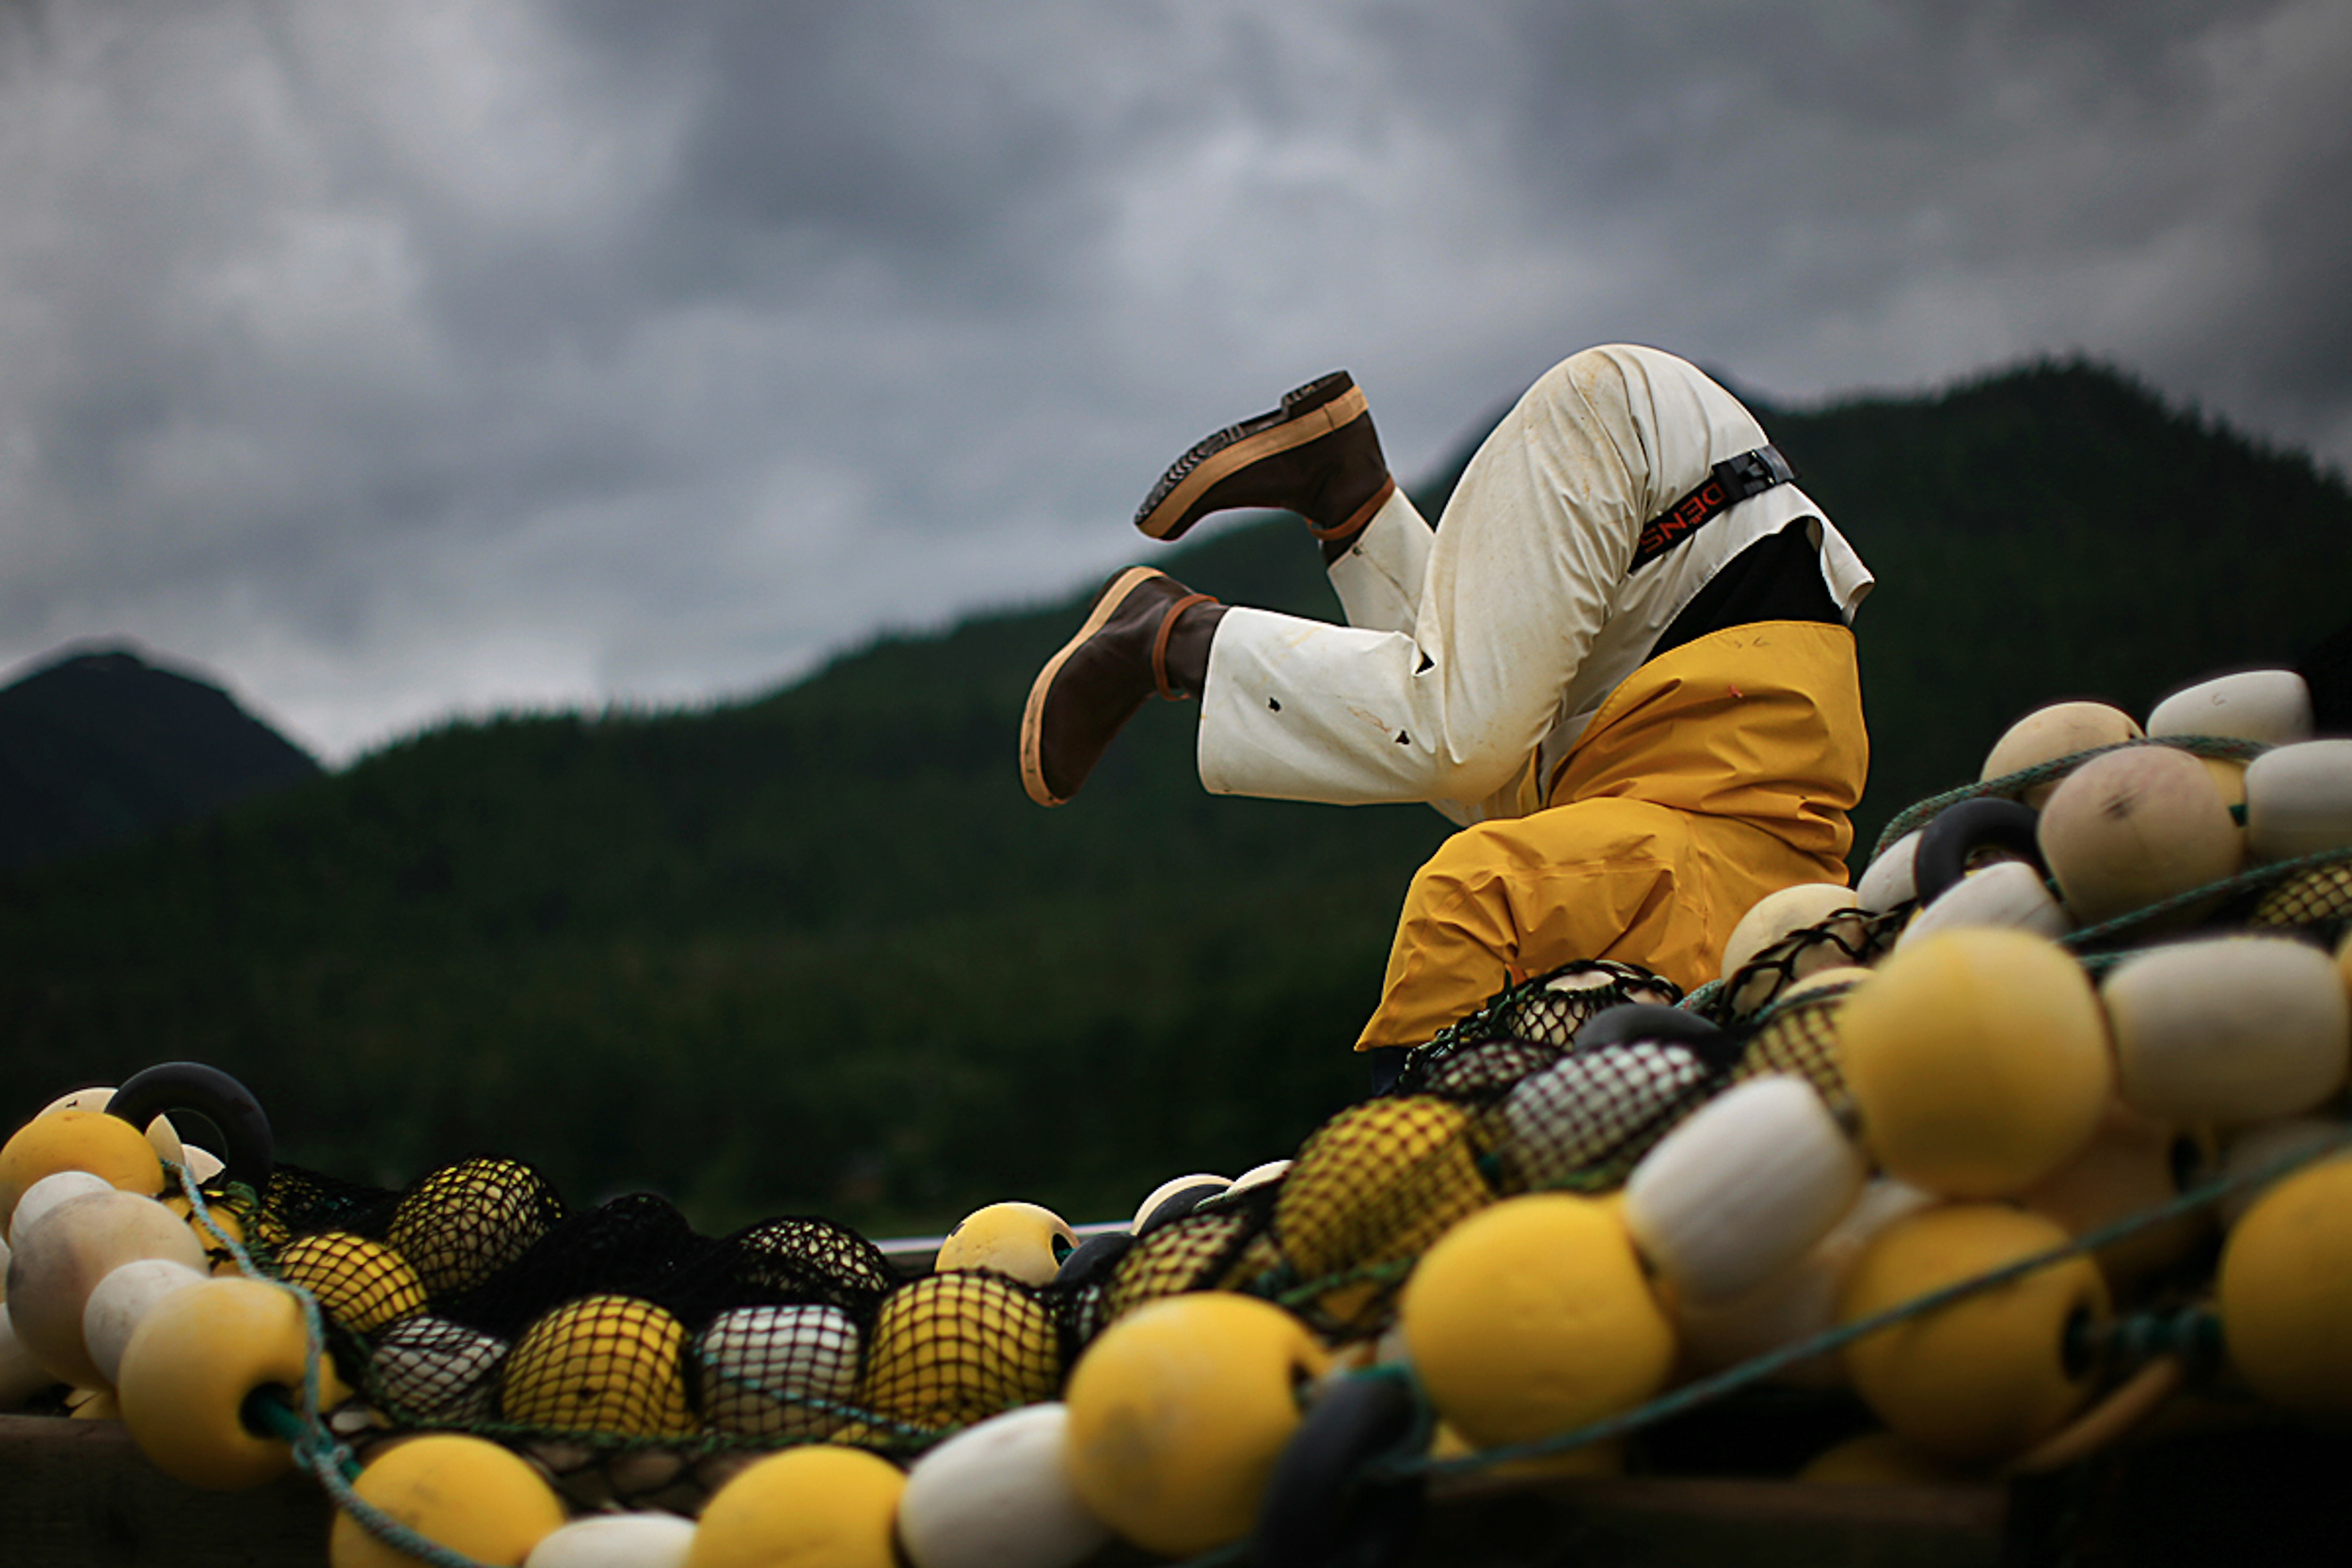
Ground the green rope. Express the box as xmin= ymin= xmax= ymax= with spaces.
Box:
xmin=1373 ymin=1123 xmax=2352 ymax=1483
xmin=2058 ymin=845 xmax=2352 ymax=955
xmin=1868 ymin=735 xmax=2270 ymax=866
xmin=174 ymin=1164 xmax=498 ymax=1568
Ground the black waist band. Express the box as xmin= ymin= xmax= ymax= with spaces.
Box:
xmin=1629 ymin=444 xmax=1796 ymax=573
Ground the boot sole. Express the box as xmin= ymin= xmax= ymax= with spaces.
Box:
xmin=1020 ymin=566 xmax=1168 ymax=807
xmin=1133 ymin=373 xmax=1367 ymax=541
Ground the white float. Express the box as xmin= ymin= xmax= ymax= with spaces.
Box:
xmin=1854 ymin=832 xmax=1923 ymax=913
xmin=81 ymin=1258 xmax=209 ymax=1386
xmin=898 ymin=1402 xmax=1112 ymax=1568
xmin=2148 ymin=669 xmax=2313 ymax=747
xmin=2244 ymin=740 xmax=2352 ymax=863
xmin=1897 ymin=859 xmax=2074 ymax=949
xmin=1622 ymin=1075 xmax=1867 ymax=1304
xmin=5 ymin=1188 xmax=208 ymax=1388
xmin=523 ymin=1512 xmax=697 ymax=1568
xmin=2102 ymin=936 xmax=2352 ymax=1125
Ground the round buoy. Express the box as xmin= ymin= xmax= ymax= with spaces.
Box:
xmin=2017 ymin=1099 xmax=2210 ymax=1291
xmin=274 ymin=1232 xmax=429 ymax=1335
xmin=8 ymin=1170 xmax=118 ymax=1252
xmin=1837 ymin=928 xmax=2112 ymax=1197
xmin=1673 ymin=1180 xmax=1935 ymax=1386
xmin=385 ymin=1156 xmax=562 ymax=1298
xmin=7 ymin=1187 xmax=209 ymax=1388
xmin=1622 ymin=1075 xmax=1867 ymax=1305
xmin=371 ymin=1315 xmax=510 ymax=1427
xmin=500 ymin=1295 xmax=697 ymax=1438
xmin=2147 ymin=669 xmax=2312 ymax=747
xmin=897 ymin=1402 xmax=1111 ymax=1568
xmin=1838 ymin=1205 xmax=2108 ymax=1462
xmin=0 ymin=1111 xmax=166 ymax=1238
xmin=117 ymin=1275 xmax=348 ymax=1489
xmin=934 ymin=1202 xmax=1079 ymax=1286
xmin=1275 ymin=1096 xmax=1491 ymax=1328
xmin=36 ymin=1087 xmax=187 ymax=1168
xmin=695 ymin=1303 xmax=860 ymax=1440
xmin=81 ymin=1258 xmax=209 ymax=1387
xmin=1062 ymin=1292 xmax=1330 ymax=1559
xmin=1981 ymin=701 xmax=2144 ymax=808
xmin=524 ymin=1513 xmax=698 ymax=1568
xmin=2101 ymin=936 xmax=2351 ymax=1125
xmin=329 ymin=1433 xmax=568 ymax=1568
xmin=2244 ymin=739 xmax=2352 ymax=863
xmin=2038 ymin=744 xmax=2242 ymax=927
xmin=1718 ymin=883 xmax=1863 ymax=991
xmin=2217 ymin=1117 xmax=2350 ymax=1227
xmin=687 ymin=1445 xmax=906 ymax=1568
xmin=859 ymin=1273 xmax=1060 ymax=1433
xmin=1400 ymin=1193 xmax=1674 ymax=1449
xmin=2217 ymin=1157 xmax=2352 ymax=1412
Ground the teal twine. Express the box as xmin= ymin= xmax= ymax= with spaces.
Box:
xmin=173 ymin=1165 xmax=500 ymax=1568
xmin=1370 ymin=1122 xmax=2352 ymax=1484
xmin=1868 ymin=735 xmax=2271 ymax=866
xmin=2058 ymin=845 xmax=2352 ymax=954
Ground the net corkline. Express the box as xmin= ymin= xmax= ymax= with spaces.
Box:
xmin=156 ymin=733 xmax=2348 ymax=1564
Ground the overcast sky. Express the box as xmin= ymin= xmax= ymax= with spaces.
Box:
xmin=1 ymin=0 xmax=2344 ymax=762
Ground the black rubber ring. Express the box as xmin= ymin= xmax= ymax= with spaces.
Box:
xmin=1055 ymin=1229 xmax=1134 ymax=1290
xmin=106 ymin=1062 xmax=275 ymax=1190
xmin=1915 ymin=798 xmax=2047 ymax=907
xmin=1570 ymin=1003 xmax=1735 ymax=1069
xmin=1251 ymin=1370 xmax=1428 ymax=1568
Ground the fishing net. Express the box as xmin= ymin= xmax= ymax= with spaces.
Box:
xmin=855 ymin=1272 xmax=1062 ymax=1443
xmin=1702 ymin=905 xmax=1904 ymax=1022
xmin=2247 ymin=859 xmax=2352 ymax=938
xmin=1394 ymin=958 xmax=1681 ymax=1094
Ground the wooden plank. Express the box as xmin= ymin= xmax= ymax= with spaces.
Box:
xmin=1406 ymin=1472 xmax=2007 ymax=1568
xmin=0 ymin=1414 xmax=329 ymax=1568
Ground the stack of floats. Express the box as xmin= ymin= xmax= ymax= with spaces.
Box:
xmin=5 ymin=663 xmax=2352 ymax=1568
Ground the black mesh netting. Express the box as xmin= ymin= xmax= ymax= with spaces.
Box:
xmin=1701 ymin=906 xmax=1904 ymax=1022
xmin=1395 ymin=958 xmax=1682 ymax=1093
xmin=2248 ymin=860 xmax=2352 ymax=941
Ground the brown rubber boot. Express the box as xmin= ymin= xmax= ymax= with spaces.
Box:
xmin=1132 ymin=372 xmax=1398 ymax=547
xmin=1020 ymin=569 xmax=1225 ymax=807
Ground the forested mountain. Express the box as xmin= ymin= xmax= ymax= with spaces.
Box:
xmin=2 ymin=358 xmax=2344 ymax=1237
xmin=0 ymin=648 xmax=321 ymax=867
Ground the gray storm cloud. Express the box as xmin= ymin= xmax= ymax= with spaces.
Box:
xmin=0 ymin=0 xmax=2343 ymax=758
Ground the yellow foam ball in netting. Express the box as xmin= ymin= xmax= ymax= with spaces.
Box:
xmin=1102 ymin=1207 xmax=1260 ymax=1323
xmin=2218 ymin=1156 xmax=2352 ymax=1413
xmin=1836 ymin=928 xmax=2112 ymax=1198
xmin=385 ymin=1156 xmax=564 ymax=1298
xmin=274 ymin=1231 xmax=428 ymax=1335
xmin=1063 ymin=1292 xmax=1332 ymax=1559
xmin=858 ymin=1272 xmax=1060 ymax=1435
xmin=1399 ymin=1193 xmax=1674 ymax=1452
xmin=1274 ymin=1095 xmax=1492 ymax=1333
xmin=0 ymin=1110 xmax=166 ymax=1237
xmin=328 ymin=1433 xmax=567 ymax=1568
xmin=117 ymin=1275 xmax=354 ymax=1490
xmin=1837 ymin=1204 xmax=2108 ymax=1463
xmin=499 ymin=1294 xmax=698 ymax=1438
xmin=687 ymin=1444 xmax=906 ymax=1568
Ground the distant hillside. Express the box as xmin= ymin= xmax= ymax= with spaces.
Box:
xmin=1 ymin=359 xmax=2344 ymax=1238
xmin=0 ymin=647 xmax=321 ymax=867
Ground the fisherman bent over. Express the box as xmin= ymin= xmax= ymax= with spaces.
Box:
xmin=1021 ymin=345 xmax=1873 ymax=1078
